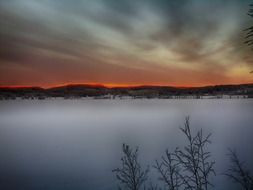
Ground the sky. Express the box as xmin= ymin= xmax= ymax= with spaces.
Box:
xmin=0 ymin=0 xmax=253 ymax=87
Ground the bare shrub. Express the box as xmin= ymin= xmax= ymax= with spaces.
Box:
xmin=113 ymin=144 xmax=149 ymax=190
xmin=225 ymin=149 xmax=253 ymax=190
xmin=154 ymin=151 xmax=181 ymax=190
xmin=155 ymin=117 xmax=215 ymax=190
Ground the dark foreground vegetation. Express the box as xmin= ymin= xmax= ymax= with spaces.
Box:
xmin=0 ymin=83 xmax=253 ymax=100
xmin=113 ymin=117 xmax=253 ymax=190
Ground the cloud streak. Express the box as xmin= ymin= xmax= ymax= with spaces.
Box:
xmin=0 ymin=0 xmax=253 ymax=87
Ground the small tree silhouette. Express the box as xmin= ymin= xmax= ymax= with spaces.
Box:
xmin=155 ymin=117 xmax=215 ymax=190
xmin=113 ymin=144 xmax=149 ymax=190
xmin=224 ymin=149 xmax=253 ymax=190
xmin=154 ymin=150 xmax=181 ymax=190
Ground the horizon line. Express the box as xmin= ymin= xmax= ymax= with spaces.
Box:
xmin=0 ymin=82 xmax=253 ymax=90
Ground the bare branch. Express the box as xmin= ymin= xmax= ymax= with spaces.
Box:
xmin=224 ymin=149 xmax=253 ymax=190
xmin=156 ymin=117 xmax=215 ymax=190
xmin=113 ymin=144 xmax=149 ymax=190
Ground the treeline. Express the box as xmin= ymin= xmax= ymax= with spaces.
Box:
xmin=0 ymin=84 xmax=253 ymax=100
xmin=113 ymin=117 xmax=253 ymax=190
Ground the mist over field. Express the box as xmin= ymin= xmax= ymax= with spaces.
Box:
xmin=0 ymin=99 xmax=252 ymax=190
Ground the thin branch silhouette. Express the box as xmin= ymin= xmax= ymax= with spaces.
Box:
xmin=156 ymin=117 xmax=215 ymax=190
xmin=113 ymin=144 xmax=149 ymax=190
xmin=224 ymin=149 xmax=253 ymax=190
xmin=245 ymin=4 xmax=253 ymax=50
xmin=154 ymin=150 xmax=182 ymax=190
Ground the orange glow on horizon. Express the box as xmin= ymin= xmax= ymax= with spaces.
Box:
xmin=1 ymin=81 xmax=253 ymax=89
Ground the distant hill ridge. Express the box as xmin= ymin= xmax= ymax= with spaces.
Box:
xmin=0 ymin=83 xmax=253 ymax=99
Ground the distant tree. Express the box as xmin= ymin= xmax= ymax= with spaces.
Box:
xmin=113 ymin=144 xmax=149 ymax=190
xmin=155 ymin=117 xmax=215 ymax=190
xmin=224 ymin=149 xmax=253 ymax=190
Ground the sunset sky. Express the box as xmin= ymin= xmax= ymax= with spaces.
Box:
xmin=0 ymin=0 xmax=253 ymax=87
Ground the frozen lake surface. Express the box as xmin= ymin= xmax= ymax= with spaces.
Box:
xmin=0 ymin=99 xmax=252 ymax=190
